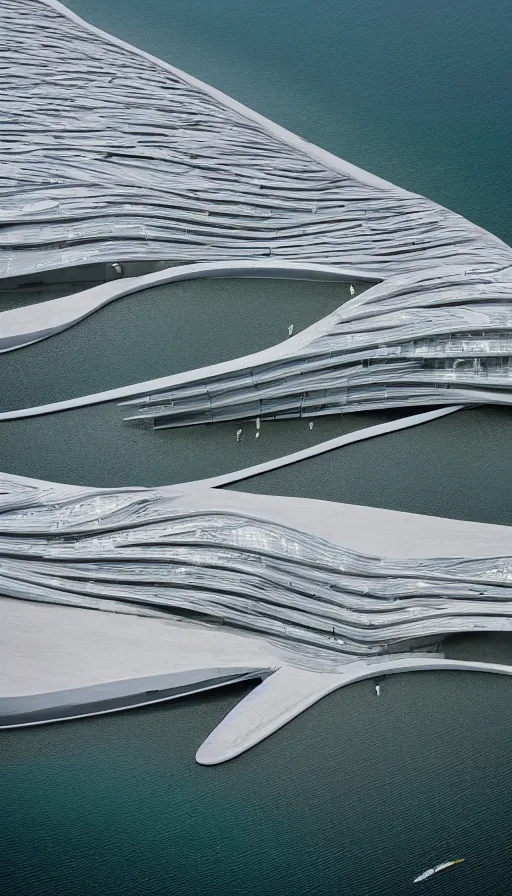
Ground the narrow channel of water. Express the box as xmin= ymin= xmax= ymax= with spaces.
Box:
xmin=230 ymin=406 xmax=512 ymax=526
xmin=1 ymin=278 xmax=357 ymax=411
xmin=0 ymin=405 xmax=399 ymax=488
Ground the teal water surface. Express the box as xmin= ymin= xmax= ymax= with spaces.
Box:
xmin=1 ymin=278 xmax=354 ymax=410
xmin=232 ymin=406 xmax=512 ymax=526
xmin=0 ymin=405 xmax=404 ymax=489
xmin=2 ymin=669 xmax=512 ymax=896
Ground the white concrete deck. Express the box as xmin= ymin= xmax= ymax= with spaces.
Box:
xmin=0 ymin=597 xmax=276 ymax=698
xmin=174 ymin=486 xmax=512 ymax=560
xmin=2 ymin=487 xmax=512 ymax=763
xmin=3 ymin=597 xmax=512 ymax=765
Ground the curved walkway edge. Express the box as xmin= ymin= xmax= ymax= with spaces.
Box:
xmin=0 ymin=666 xmax=272 ymax=730
xmin=196 ymin=655 xmax=512 ymax=764
xmin=0 ymin=261 xmax=374 ymax=353
xmin=199 ymin=406 xmax=463 ymax=487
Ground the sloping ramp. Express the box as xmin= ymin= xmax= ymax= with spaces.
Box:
xmin=196 ymin=664 xmax=349 ymax=764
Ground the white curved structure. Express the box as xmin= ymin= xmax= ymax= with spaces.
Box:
xmin=121 ymin=265 xmax=512 ymax=425
xmin=3 ymin=0 xmax=508 ymax=281
xmin=2 ymin=0 xmax=512 ymax=763
xmin=197 ymin=406 xmax=461 ymax=487
xmin=4 ymin=264 xmax=512 ymax=422
xmin=196 ymin=657 xmax=512 ymax=765
xmin=0 ymin=260 xmax=372 ymax=353
xmin=1 ymin=471 xmax=512 ymax=762
xmin=2 ymin=0 xmax=512 ymax=425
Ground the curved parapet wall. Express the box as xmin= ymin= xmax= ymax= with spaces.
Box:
xmin=0 ymin=667 xmax=272 ymax=730
xmin=2 ymin=0 xmax=512 ymax=424
xmin=196 ymin=407 xmax=462 ymax=488
xmin=3 ymin=265 xmax=512 ymax=421
xmin=122 ymin=266 xmax=512 ymax=424
xmin=196 ymin=656 xmax=512 ymax=764
xmin=0 ymin=260 xmax=373 ymax=353
xmin=4 ymin=592 xmax=512 ymax=764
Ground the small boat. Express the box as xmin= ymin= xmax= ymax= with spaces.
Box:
xmin=413 ymin=859 xmax=464 ymax=884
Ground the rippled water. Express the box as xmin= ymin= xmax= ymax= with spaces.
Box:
xmin=233 ymin=406 xmax=512 ymax=526
xmin=2 ymin=669 xmax=512 ymax=896
xmin=1 ymin=279 xmax=355 ymax=411
xmin=0 ymin=404 xmax=404 ymax=488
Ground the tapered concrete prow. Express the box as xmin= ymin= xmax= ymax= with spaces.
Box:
xmin=196 ymin=657 xmax=512 ymax=765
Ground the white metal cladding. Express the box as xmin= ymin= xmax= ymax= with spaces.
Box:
xmin=2 ymin=473 xmax=512 ymax=662
xmin=2 ymin=0 xmax=511 ymax=282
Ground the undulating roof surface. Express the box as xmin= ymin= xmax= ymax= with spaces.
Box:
xmin=1 ymin=0 xmax=512 ymax=762
xmin=2 ymin=0 xmax=511 ymax=280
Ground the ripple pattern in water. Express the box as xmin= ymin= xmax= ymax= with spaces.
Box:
xmin=2 ymin=673 xmax=512 ymax=896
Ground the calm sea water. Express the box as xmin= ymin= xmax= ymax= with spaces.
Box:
xmin=3 ymin=669 xmax=512 ymax=896
xmin=1 ymin=279 xmax=354 ymax=411
xmin=2 ymin=1 xmax=512 ymax=894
